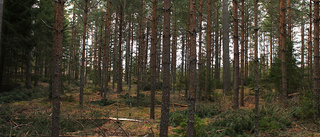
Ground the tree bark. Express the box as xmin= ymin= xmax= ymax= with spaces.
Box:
xmin=197 ymin=0 xmax=203 ymax=101
xmin=159 ymin=0 xmax=171 ymax=136
xmin=117 ymin=0 xmax=123 ymax=93
xmin=0 ymin=0 xmax=3 ymax=93
xmin=309 ymin=0 xmax=313 ymax=81
xmin=52 ymin=0 xmax=64 ymax=136
xmin=150 ymin=0 xmax=157 ymax=120
xmin=314 ymin=0 xmax=320 ymax=117
xmin=288 ymin=0 xmax=292 ymax=41
xmin=80 ymin=0 xmax=89 ymax=106
xmin=301 ymin=22 xmax=305 ymax=73
xmin=254 ymin=0 xmax=259 ymax=136
xmin=233 ymin=0 xmax=239 ymax=110
xmin=172 ymin=6 xmax=177 ymax=96
xmin=223 ymin=0 xmax=231 ymax=94
xmin=187 ymin=0 xmax=196 ymax=136
xmin=214 ymin=1 xmax=220 ymax=85
xmin=103 ymin=0 xmax=111 ymax=99
xmin=137 ymin=0 xmax=144 ymax=106
xmin=240 ymin=0 xmax=245 ymax=107
xmin=205 ymin=0 xmax=211 ymax=101
xmin=280 ymin=0 xmax=287 ymax=99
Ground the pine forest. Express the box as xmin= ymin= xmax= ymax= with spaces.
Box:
xmin=1 ymin=0 xmax=320 ymax=136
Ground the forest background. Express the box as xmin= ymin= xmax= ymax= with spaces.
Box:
xmin=0 ymin=0 xmax=320 ymax=136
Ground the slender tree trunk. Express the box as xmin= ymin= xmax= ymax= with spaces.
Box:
xmin=288 ymin=0 xmax=292 ymax=41
xmin=214 ymin=1 xmax=220 ymax=85
xmin=270 ymin=15 xmax=273 ymax=66
xmin=125 ymin=17 xmax=131 ymax=85
xmin=240 ymin=0 xmax=245 ymax=107
xmin=52 ymin=0 xmax=64 ymax=136
xmin=0 ymin=0 xmax=3 ymax=93
xmin=117 ymin=1 xmax=123 ymax=93
xmin=159 ymin=0 xmax=171 ymax=136
xmin=99 ymin=24 xmax=103 ymax=95
xmin=301 ymin=22 xmax=305 ymax=73
xmin=205 ymin=0 xmax=211 ymax=101
xmin=309 ymin=0 xmax=313 ymax=81
xmin=182 ymin=36 xmax=185 ymax=76
xmin=150 ymin=0 xmax=157 ymax=120
xmin=197 ymin=0 xmax=203 ymax=101
xmin=70 ymin=10 xmax=75 ymax=83
xmin=254 ymin=0 xmax=259 ymax=136
xmin=80 ymin=0 xmax=89 ymax=106
xmin=26 ymin=48 xmax=32 ymax=89
xmin=314 ymin=0 xmax=320 ymax=117
xmin=172 ymin=6 xmax=177 ymax=96
xmin=103 ymin=0 xmax=111 ymax=99
xmin=233 ymin=0 xmax=239 ymax=109
xmin=223 ymin=0 xmax=231 ymax=94
xmin=137 ymin=0 xmax=144 ymax=106
xmin=280 ymin=0 xmax=287 ymax=99
xmin=187 ymin=0 xmax=196 ymax=136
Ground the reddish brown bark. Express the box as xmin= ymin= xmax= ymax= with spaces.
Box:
xmin=103 ymin=0 xmax=111 ymax=100
xmin=233 ymin=0 xmax=239 ymax=110
xmin=52 ymin=0 xmax=64 ymax=136
xmin=197 ymin=0 xmax=203 ymax=101
xmin=205 ymin=0 xmax=211 ymax=101
xmin=314 ymin=0 xmax=319 ymax=116
xmin=80 ymin=0 xmax=89 ymax=106
xmin=117 ymin=0 xmax=123 ymax=93
xmin=214 ymin=1 xmax=220 ymax=84
xmin=187 ymin=0 xmax=196 ymax=136
xmin=159 ymin=0 xmax=171 ymax=136
xmin=240 ymin=0 xmax=245 ymax=107
xmin=280 ymin=0 xmax=287 ymax=99
xmin=150 ymin=0 xmax=157 ymax=120
xmin=254 ymin=0 xmax=259 ymax=136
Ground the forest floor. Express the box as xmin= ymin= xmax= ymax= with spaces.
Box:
xmin=1 ymin=81 xmax=320 ymax=136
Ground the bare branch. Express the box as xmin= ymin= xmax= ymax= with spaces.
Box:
xmin=40 ymin=19 xmax=53 ymax=29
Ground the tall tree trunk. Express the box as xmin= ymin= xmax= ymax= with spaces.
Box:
xmin=159 ymin=0 xmax=171 ymax=136
xmin=103 ymin=0 xmax=111 ymax=99
xmin=314 ymin=0 xmax=320 ymax=117
xmin=233 ymin=0 xmax=239 ymax=109
xmin=309 ymin=0 xmax=313 ymax=81
xmin=205 ymin=0 xmax=211 ymax=101
xmin=270 ymin=15 xmax=273 ymax=66
xmin=80 ymin=0 xmax=89 ymax=106
xmin=288 ymin=0 xmax=292 ymax=41
xmin=245 ymin=6 xmax=249 ymax=86
xmin=0 ymin=0 xmax=3 ymax=93
xmin=52 ymin=0 xmax=64 ymax=136
xmin=214 ymin=1 xmax=220 ymax=85
xmin=125 ymin=17 xmax=131 ymax=84
xmin=70 ymin=10 xmax=75 ymax=83
xmin=240 ymin=0 xmax=245 ymax=107
xmin=137 ymin=0 xmax=144 ymax=106
xmin=254 ymin=0 xmax=259 ymax=136
xmin=113 ymin=14 xmax=119 ymax=90
xmin=117 ymin=1 xmax=123 ymax=93
xmin=150 ymin=0 xmax=157 ymax=120
xmin=172 ymin=6 xmax=177 ymax=96
xmin=301 ymin=22 xmax=305 ymax=73
xmin=197 ymin=0 xmax=203 ymax=101
xmin=223 ymin=0 xmax=231 ymax=94
xmin=25 ymin=48 xmax=32 ymax=89
xmin=280 ymin=0 xmax=287 ymax=99
xmin=99 ymin=24 xmax=103 ymax=94
xmin=187 ymin=0 xmax=196 ymax=136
